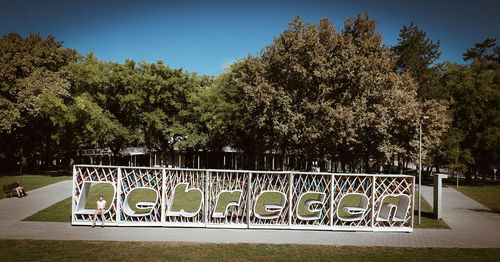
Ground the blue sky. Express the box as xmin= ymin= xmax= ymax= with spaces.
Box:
xmin=1 ymin=0 xmax=499 ymax=75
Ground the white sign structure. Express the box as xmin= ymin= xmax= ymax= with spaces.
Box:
xmin=72 ymin=165 xmax=415 ymax=232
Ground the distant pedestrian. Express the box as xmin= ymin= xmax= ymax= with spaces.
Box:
xmin=11 ymin=179 xmax=27 ymax=198
xmin=92 ymin=195 xmax=106 ymax=227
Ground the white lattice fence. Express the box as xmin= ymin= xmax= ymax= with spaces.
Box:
xmin=291 ymin=173 xmax=332 ymax=229
xmin=332 ymin=174 xmax=374 ymax=230
xmin=118 ymin=167 xmax=162 ymax=225
xmin=248 ymin=172 xmax=291 ymax=228
xmin=72 ymin=165 xmax=414 ymax=232
xmin=72 ymin=166 xmax=118 ymax=225
xmin=206 ymin=171 xmax=249 ymax=228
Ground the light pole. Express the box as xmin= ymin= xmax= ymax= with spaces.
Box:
xmin=149 ymin=128 xmax=152 ymax=167
xmin=418 ymin=115 xmax=429 ymax=224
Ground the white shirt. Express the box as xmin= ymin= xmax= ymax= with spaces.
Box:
xmin=97 ymin=200 xmax=106 ymax=210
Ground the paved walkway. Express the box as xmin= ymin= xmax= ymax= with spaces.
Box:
xmin=0 ymin=181 xmax=499 ymax=248
xmin=0 ymin=180 xmax=72 ymax=221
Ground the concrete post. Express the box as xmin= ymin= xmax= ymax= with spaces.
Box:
xmin=433 ymin=173 xmax=448 ymax=219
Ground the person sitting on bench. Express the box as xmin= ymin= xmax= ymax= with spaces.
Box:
xmin=11 ymin=179 xmax=27 ymax=198
xmin=92 ymin=195 xmax=106 ymax=227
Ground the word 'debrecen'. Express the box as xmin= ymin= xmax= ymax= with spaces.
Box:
xmin=72 ymin=165 xmax=414 ymax=232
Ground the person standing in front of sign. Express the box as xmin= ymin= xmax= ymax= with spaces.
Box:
xmin=92 ymin=195 xmax=106 ymax=228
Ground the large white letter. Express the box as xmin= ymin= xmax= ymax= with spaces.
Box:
xmin=296 ymin=192 xmax=326 ymax=221
xmin=122 ymin=187 xmax=158 ymax=217
xmin=254 ymin=191 xmax=286 ymax=219
xmin=376 ymin=194 xmax=411 ymax=222
xmin=213 ymin=190 xmax=242 ymax=218
xmin=336 ymin=193 xmax=369 ymax=222
xmin=166 ymin=183 xmax=203 ymax=217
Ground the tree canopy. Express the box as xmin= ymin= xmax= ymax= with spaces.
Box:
xmin=0 ymin=15 xmax=498 ymax=181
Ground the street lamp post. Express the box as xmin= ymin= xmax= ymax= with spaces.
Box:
xmin=418 ymin=115 xmax=429 ymax=225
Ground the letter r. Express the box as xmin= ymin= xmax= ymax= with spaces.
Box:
xmin=212 ymin=190 xmax=242 ymax=218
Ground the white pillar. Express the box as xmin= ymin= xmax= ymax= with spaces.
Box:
xmin=433 ymin=173 xmax=448 ymax=219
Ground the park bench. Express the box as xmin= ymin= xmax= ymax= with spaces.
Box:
xmin=2 ymin=184 xmax=17 ymax=198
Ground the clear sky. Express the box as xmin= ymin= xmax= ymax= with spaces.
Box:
xmin=1 ymin=0 xmax=499 ymax=75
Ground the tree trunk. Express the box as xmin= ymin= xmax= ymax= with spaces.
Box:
xmin=282 ymin=150 xmax=287 ymax=171
xmin=465 ymin=171 xmax=472 ymax=184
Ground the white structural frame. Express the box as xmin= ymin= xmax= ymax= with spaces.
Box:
xmin=72 ymin=165 xmax=414 ymax=232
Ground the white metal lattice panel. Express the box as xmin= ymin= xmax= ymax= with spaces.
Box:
xmin=206 ymin=170 xmax=249 ymax=228
xmin=72 ymin=166 xmax=118 ymax=225
xmin=290 ymin=173 xmax=332 ymax=229
xmin=373 ymin=175 xmax=414 ymax=232
xmin=332 ymin=174 xmax=373 ymax=230
xmin=163 ymin=168 xmax=206 ymax=227
xmin=118 ymin=167 xmax=163 ymax=225
xmin=249 ymin=172 xmax=291 ymax=228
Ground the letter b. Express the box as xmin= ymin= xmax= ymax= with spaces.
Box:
xmin=166 ymin=183 xmax=203 ymax=217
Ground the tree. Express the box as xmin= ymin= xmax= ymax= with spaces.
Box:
xmin=429 ymin=37 xmax=500 ymax=182
xmin=0 ymin=33 xmax=78 ymax=172
xmin=238 ymin=14 xmax=449 ymax=172
xmin=70 ymin=54 xmax=139 ymax=162
xmin=239 ymin=16 xmax=340 ymax=170
xmin=392 ymin=23 xmax=454 ymax=176
xmin=392 ymin=22 xmax=441 ymax=99
xmin=136 ymin=60 xmax=209 ymax=166
xmin=444 ymin=38 xmax=500 ymax=181
xmin=189 ymin=62 xmax=263 ymax=169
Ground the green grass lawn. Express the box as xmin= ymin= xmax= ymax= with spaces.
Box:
xmin=451 ymin=184 xmax=500 ymax=214
xmin=0 ymin=240 xmax=499 ymax=262
xmin=0 ymin=174 xmax=71 ymax=199
xmin=83 ymin=183 xmax=114 ymax=210
xmin=23 ymin=196 xmax=72 ymax=222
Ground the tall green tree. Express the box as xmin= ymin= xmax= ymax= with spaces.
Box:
xmin=239 ymin=16 xmax=337 ymax=170
xmin=190 ymin=62 xmax=262 ymax=169
xmin=430 ymin=38 xmax=500 ymax=182
xmin=450 ymin=39 xmax=499 ymax=181
xmin=392 ymin=22 xmax=441 ymax=99
xmin=239 ymin=14 xmax=449 ymax=172
xmin=391 ymin=22 xmax=453 ymax=175
xmin=137 ymin=60 xmax=209 ymax=166
xmin=0 ymin=33 xmax=78 ymax=172
xmin=70 ymin=54 xmax=139 ymax=161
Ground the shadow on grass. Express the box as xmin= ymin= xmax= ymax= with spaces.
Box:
xmin=35 ymin=170 xmax=71 ymax=177
xmin=414 ymin=209 xmax=435 ymax=219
